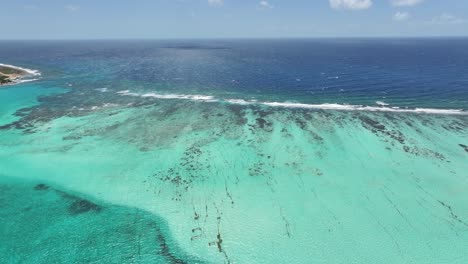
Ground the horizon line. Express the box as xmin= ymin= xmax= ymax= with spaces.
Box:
xmin=1 ymin=36 xmax=468 ymax=41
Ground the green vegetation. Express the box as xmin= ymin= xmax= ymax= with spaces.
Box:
xmin=0 ymin=65 xmax=28 ymax=85
xmin=0 ymin=75 xmax=11 ymax=85
xmin=0 ymin=66 xmax=24 ymax=75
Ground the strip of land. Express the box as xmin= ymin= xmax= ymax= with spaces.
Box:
xmin=0 ymin=64 xmax=34 ymax=86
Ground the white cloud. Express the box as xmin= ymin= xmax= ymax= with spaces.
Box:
xmin=259 ymin=1 xmax=273 ymax=9
xmin=391 ymin=0 xmax=424 ymax=7
xmin=393 ymin=11 xmax=410 ymax=21
xmin=430 ymin=13 xmax=466 ymax=24
xmin=329 ymin=0 xmax=372 ymax=10
xmin=208 ymin=0 xmax=223 ymax=6
xmin=65 ymin=5 xmax=80 ymax=12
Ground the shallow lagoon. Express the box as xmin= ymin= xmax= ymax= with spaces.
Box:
xmin=1 ymin=39 xmax=468 ymax=263
xmin=1 ymin=82 xmax=467 ymax=263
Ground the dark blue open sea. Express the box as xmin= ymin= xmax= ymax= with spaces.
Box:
xmin=1 ymin=38 xmax=468 ymax=109
xmin=1 ymin=39 xmax=467 ymax=263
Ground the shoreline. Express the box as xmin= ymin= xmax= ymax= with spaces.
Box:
xmin=0 ymin=63 xmax=41 ymax=86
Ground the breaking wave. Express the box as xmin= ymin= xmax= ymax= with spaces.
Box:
xmin=117 ymin=90 xmax=467 ymax=115
xmin=0 ymin=63 xmax=41 ymax=76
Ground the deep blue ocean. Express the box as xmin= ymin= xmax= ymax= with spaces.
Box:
xmin=1 ymin=38 xmax=468 ymax=110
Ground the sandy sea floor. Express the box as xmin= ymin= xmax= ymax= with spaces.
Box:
xmin=1 ymin=82 xmax=467 ymax=263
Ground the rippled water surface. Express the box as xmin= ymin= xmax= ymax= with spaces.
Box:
xmin=1 ymin=39 xmax=467 ymax=263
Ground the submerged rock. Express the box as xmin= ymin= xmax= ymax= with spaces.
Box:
xmin=0 ymin=180 xmax=203 ymax=263
xmin=34 ymin=184 xmax=50 ymax=191
xmin=459 ymin=144 xmax=468 ymax=153
xmin=68 ymin=199 xmax=102 ymax=215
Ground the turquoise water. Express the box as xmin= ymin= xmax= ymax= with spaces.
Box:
xmin=0 ymin=84 xmax=65 ymax=126
xmin=1 ymin=40 xmax=468 ymax=263
xmin=0 ymin=177 xmax=202 ymax=263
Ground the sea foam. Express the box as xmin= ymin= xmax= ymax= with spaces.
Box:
xmin=16 ymin=78 xmax=40 ymax=84
xmin=141 ymin=93 xmax=216 ymax=101
xmin=376 ymin=101 xmax=389 ymax=106
xmin=117 ymin=90 xmax=467 ymax=115
xmin=95 ymin=88 xmax=109 ymax=92
xmin=0 ymin=63 xmax=41 ymax=76
xmin=260 ymin=102 xmax=466 ymax=115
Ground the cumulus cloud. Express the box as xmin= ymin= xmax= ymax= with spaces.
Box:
xmin=393 ymin=11 xmax=411 ymax=21
xmin=208 ymin=0 xmax=224 ymax=6
xmin=329 ymin=0 xmax=372 ymax=10
xmin=430 ymin=13 xmax=466 ymax=24
xmin=259 ymin=1 xmax=274 ymax=9
xmin=391 ymin=0 xmax=424 ymax=7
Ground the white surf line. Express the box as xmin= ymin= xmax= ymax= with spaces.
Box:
xmin=0 ymin=63 xmax=41 ymax=76
xmin=117 ymin=90 xmax=217 ymax=102
xmin=376 ymin=101 xmax=389 ymax=106
xmin=15 ymin=78 xmax=40 ymax=84
xmin=260 ymin=102 xmax=467 ymax=115
xmin=95 ymin=87 xmax=109 ymax=92
xmin=141 ymin=92 xmax=217 ymax=101
xmin=116 ymin=90 xmax=468 ymax=116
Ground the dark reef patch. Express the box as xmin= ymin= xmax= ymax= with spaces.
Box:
xmin=0 ymin=179 xmax=203 ymax=263
xmin=295 ymin=117 xmax=307 ymax=130
xmin=154 ymin=143 xmax=212 ymax=201
xmin=68 ymin=199 xmax=102 ymax=215
xmin=227 ymin=104 xmax=248 ymax=126
xmin=247 ymin=112 xmax=273 ymax=133
xmin=34 ymin=183 xmax=50 ymax=191
xmin=253 ymin=117 xmax=273 ymax=132
xmin=359 ymin=114 xmax=406 ymax=145
xmin=0 ymin=85 xmax=155 ymax=134
xmin=62 ymin=135 xmax=82 ymax=141
xmin=294 ymin=116 xmax=324 ymax=143
xmin=402 ymin=145 xmax=447 ymax=161
xmin=359 ymin=116 xmax=386 ymax=131
xmin=249 ymin=162 xmax=267 ymax=177
xmin=255 ymin=118 xmax=268 ymax=129
xmin=459 ymin=144 xmax=468 ymax=153
xmin=33 ymin=183 xmax=102 ymax=214
xmin=438 ymin=200 xmax=468 ymax=228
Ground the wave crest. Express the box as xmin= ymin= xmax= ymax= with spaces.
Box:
xmin=117 ymin=90 xmax=467 ymax=115
xmin=0 ymin=63 xmax=41 ymax=76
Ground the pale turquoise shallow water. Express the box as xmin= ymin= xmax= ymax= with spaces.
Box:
xmin=1 ymin=80 xmax=467 ymax=263
xmin=1 ymin=39 xmax=468 ymax=263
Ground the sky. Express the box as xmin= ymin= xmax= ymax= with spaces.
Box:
xmin=0 ymin=0 xmax=467 ymax=39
